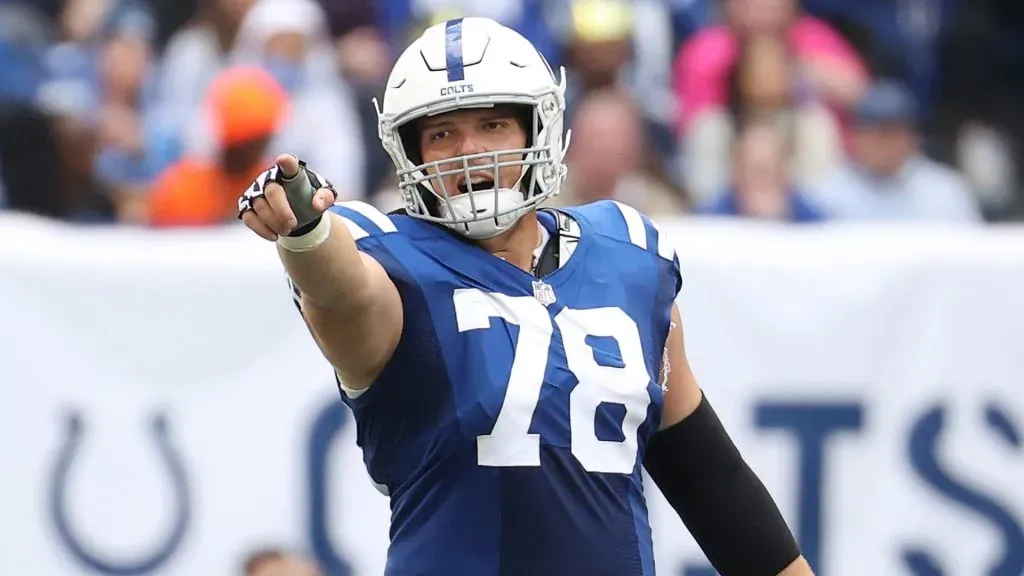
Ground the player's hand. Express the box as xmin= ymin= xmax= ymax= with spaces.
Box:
xmin=238 ymin=154 xmax=338 ymax=241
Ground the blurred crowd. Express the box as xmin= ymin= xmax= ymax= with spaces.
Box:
xmin=1 ymin=0 xmax=1023 ymax=226
xmin=242 ymin=548 xmax=321 ymax=576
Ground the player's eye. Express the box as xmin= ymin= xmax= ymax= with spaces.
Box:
xmin=429 ymin=130 xmax=450 ymax=141
xmin=482 ymin=120 xmax=509 ymax=131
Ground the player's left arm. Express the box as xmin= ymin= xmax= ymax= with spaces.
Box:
xmin=645 ymin=304 xmax=814 ymax=576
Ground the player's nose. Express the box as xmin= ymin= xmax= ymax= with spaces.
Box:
xmin=454 ymin=132 xmax=488 ymax=157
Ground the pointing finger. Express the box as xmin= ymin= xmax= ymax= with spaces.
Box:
xmin=275 ymin=154 xmax=301 ymax=179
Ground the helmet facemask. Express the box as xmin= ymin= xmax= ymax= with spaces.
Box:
xmin=375 ymin=18 xmax=570 ymax=238
xmin=377 ymin=90 xmax=569 ymax=240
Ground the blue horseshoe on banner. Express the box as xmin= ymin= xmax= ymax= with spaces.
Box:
xmin=307 ymin=400 xmax=354 ymax=576
xmin=49 ymin=410 xmax=192 ymax=575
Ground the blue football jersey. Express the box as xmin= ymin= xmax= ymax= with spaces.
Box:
xmin=297 ymin=199 xmax=682 ymax=576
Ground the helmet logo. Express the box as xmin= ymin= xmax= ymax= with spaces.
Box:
xmin=441 ymin=84 xmax=475 ymax=97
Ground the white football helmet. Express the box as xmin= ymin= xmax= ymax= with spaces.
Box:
xmin=374 ymin=17 xmax=569 ymax=239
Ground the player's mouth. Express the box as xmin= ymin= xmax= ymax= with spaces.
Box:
xmin=456 ymin=176 xmax=495 ymax=195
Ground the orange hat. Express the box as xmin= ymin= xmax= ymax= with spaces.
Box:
xmin=207 ymin=66 xmax=290 ymax=147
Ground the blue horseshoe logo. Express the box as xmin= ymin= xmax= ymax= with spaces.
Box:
xmin=49 ymin=410 xmax=192 ymax=575
xmin=307 ymin=400 xmax=354 ymax=576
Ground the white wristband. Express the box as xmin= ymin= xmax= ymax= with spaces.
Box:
xmin=276 ymin=214 xmax=331 ymax=252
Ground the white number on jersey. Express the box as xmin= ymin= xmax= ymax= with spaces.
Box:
xmin=453 ymin=289 xmax=652 ymax=474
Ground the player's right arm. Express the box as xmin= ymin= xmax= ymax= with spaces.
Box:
xmin=241 ymin=154 xmax=403 ymax=392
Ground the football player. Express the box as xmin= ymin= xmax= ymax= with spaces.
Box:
xmin=239 ymin=16 xmax=813 ymax=576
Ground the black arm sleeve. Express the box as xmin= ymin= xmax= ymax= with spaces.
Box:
xmin=644 ymin=393 xmax=801 ymax=576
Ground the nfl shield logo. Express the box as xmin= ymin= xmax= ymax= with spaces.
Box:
xmin=532 ymin=280 xmax=556 ymax=306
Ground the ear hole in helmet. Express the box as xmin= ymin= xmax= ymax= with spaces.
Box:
xmin=517 ymin=104 xmax=541 ymax=200
xmin=396 ymin=121 xmax=438 ymax=214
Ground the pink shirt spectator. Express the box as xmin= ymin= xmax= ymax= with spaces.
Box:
xmin=674 ymin=16 xmax=866 ymax=133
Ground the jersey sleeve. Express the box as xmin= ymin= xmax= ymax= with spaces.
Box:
xmin=327 ymin=200 xmax=400 ymax=246
xmin=285 ymin=201 xmax=400 ymax=315
xmin=603 ymin=200 xmax=683 ymax=297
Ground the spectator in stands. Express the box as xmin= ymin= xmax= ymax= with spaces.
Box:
xmin=0 ymin=3 xmax=52 ymax=106
xmin=930 ymin=0 xmax=1024 ymax=220
xmin=317 ymin=0 xmax=394 ymax=200
xmin=92 ymin=4 xmax=167 ymax=224
xmin=700 ymin=119 xmax=825 ymax=222
xmin=0 ymin=2 xmax=58 ymax=211
xmin=146 ymin=66 xmax=288 ymax=226
xmin=316 ymin=0 xmax=388 ymax=83
xmin=155 ymin=0 xmax=255 ymax=156
xmin=684 ymin=33 xmax=842 ymax=204
xmin=562 ymin=0 xmax=684 ymax=199
xmin=813 ymin=81 xmax=981 ymax=222
xmin=563 ymin=0 xmax=634 ymax=106
xmin=242 ymin=548 xmax=320 ymax=576
xmin=227 ymin=0 xmax=365 ymax=198
xmin=27 ymin=90 xmax=116 ymax=222
xmin=30 ymin=0 xmax=146 ymax=223
xmin=549 ymin=90 xmax=686 ymax=215
xmin=673 ymin=0 xmax=867 ymax=134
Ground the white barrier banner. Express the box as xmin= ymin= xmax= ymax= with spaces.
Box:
xmin=1 ymin=214 xmax=1023 ymax=576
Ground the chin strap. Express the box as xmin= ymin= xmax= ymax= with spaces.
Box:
xmin=533 ymin=209 xmax=580 ymax=277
